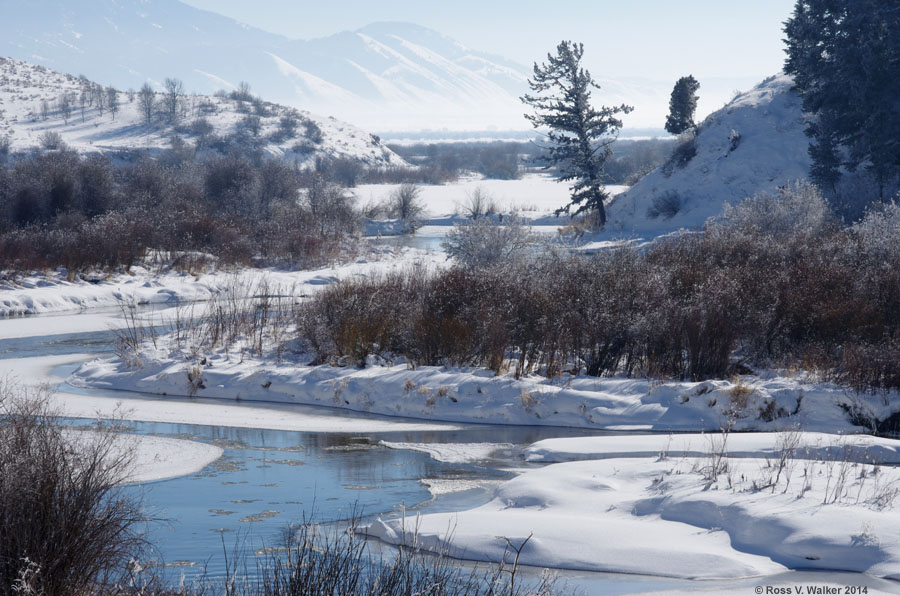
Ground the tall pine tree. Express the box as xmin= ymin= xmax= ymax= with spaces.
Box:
xmin=521 ymin=41 xmax=632 ymax=227
xmin=664 ymin=75 xmax=700 ymax=135
xmin=784 ymin=0 xmax=900 ymax=197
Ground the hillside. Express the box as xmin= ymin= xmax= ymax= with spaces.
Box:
xmin=0 ymin=56 xmax=405 ymax=166
xmin=0 ymin=0 xmax=683 ymax=131
xmin=605 ymin=74 xmax=811 ymax=238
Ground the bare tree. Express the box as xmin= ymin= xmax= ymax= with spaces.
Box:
xmin=93 ymin=83 xmax=105 ymax=117
xmin=106 ymin=87 xmax=119 ymax=121
xmin=57 ymin=93 xmax=73 ymax=124
xmin=163 ymin=77 xmax=184 ymax=123
xmin=137 ymin=82 xmax=155 ymax=127
xmin=79 ymin=90 xmax=88 ymax=122
xmin=39 ymin=99 xmax=49 ymax=121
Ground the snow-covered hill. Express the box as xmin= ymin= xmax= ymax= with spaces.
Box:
xmin=0 ymin=0 xmax=672 ymax=131
xmin=606 ymin=74 xmax=811 ymax=237
xmin=0 ymin=56 xmax=405 ymax=165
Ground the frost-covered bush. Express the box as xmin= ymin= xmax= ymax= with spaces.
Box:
xmin=37 ymin=130 xmax=65 ymax=151
xmin=710 ymin=181 xmax=835 ymax=241
xmin=442 ymin=216 xmax=537 ymax=269
xmin=851 ymin=201 xmax=900 ymax=269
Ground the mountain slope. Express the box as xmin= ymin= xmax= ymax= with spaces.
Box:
xmin=0 ymin=56 xmax=405 ymax=166
xmin=605 ymin=74 xmax=811 ymax=237
xmin=1 ymin=0 xmax=669 ymax=131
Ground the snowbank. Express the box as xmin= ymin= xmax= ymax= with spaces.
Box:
xmin=0 ymin=247 xmax=442 ymax=318
xmin=525 ymin=433 xmax=900 ymax=464
xmin=0 ymin=353 xmax=460 ymax=433
xmin=367 ymin=432 xmax=900 ymax=579
xmin=63 ymin=429 xmax=223 ymax=483
xmin=69 ymin=351 xmax=893 ymax=433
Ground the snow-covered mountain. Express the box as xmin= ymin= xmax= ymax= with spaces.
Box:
xmin=606 ymin=74 xmax=811 ymax=237
xmin=0 ymin=56 xmax=405 ymax=166
xmin=1 ymin=0 xmax=670 ymax=131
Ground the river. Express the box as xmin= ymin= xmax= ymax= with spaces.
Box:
xmin=3 ymin=314 xmax=898 ymax=595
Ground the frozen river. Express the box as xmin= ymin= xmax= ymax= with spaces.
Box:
xmin=2 ymin=311 xmax=899 ymax=594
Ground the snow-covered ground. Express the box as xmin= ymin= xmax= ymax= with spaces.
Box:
xmin=0 ymin=56 xmax=405 ymax=166
xmin=356 ymin=173 xmax=628 ymax=228
xmin=596 ymin=74 xmax=811 ymax=245
xmin=63 ymin=429 xmax=223 ymax=484
xmin=68 ymin=351 xmax=896 ymax=434
xmin=0 ymin=353 xmax=457 ymax=434
xmin=0 ymin=245 xmax=442 ymax=318
xmin=367 ymin=432 xmax=900 ymax=580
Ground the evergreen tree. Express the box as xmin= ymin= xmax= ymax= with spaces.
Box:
xmin=521 ymin=41 xmax=632 ymax=227
xmin=664 ymin=75 xmax=700 ymax=135
xmin=784 ymin=0 xmax=900 ymax=197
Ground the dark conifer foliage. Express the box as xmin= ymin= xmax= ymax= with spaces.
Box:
xmin=664 ymin=75 xmax=700 ymax=135
xmin=784 ymin=0 xmax=900 ymax=196
xmin=521 ymin=41 xmax=632 ymax=227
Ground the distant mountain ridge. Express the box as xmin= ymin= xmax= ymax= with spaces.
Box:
xmin=1 ymin=0 xmax=679 ymax=131
xmin=0 ymin=56 xmax=406 ymax=166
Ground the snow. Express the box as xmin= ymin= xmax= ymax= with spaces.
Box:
xmin=68 ymin=352 xmax=895 ymax=434
xmin=355 ymin=173 xmax=628 ymax=222
xmin=600 ymin=74 xmax=811 ymax=243
xmin=0 ymin=353 xmax=459 ymax=434
xmin=0 ymin=56 xmax=405 ymax=167
xmin=64 ymin=429 xmax=224 ymax=483
xmin=367 ymin=432 xmax=900 ymax=580
xmin=525 ymin=433 xmax=900 ymax=465
xmin=0 ymin=246 xmax=443 ymax=317
xmin=380 ymin=441 xmax=517 ymax=464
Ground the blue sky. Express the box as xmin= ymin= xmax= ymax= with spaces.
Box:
xmin=181 ymin=0 xmax=794 ymax=80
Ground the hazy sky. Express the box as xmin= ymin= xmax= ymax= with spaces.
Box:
xmin=181 ymin=0 xmax=795 ymax=80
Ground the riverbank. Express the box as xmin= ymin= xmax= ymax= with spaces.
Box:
xmin=367 ymin=431 xmax=900 ymax=580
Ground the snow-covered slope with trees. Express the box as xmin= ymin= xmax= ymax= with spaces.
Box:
xmin=0 ymin=56 xmax=405 ymax=165
xmin=0 ymin=0 xmax=674 ymax=131
xmin=606 ymin=75 xmax=811 ymax=237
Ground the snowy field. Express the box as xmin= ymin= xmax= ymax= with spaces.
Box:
xmin=355 ymin=174 xmax=628 ymax=224
xmin=367 ymin=432 xmax=900 ymax=580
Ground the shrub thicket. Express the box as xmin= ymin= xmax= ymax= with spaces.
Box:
xmin=299 ymin=183 xmax=900 ymax=390
xmin=0 ymin=151 xmax=360 ymax=272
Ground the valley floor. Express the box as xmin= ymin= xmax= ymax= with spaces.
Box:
xmin=5 ymin=231 xmax=900 ymax=584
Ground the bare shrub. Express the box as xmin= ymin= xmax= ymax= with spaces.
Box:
xmin=246 ymin=515 xmax=564 ymax=596
xmin=0 ymin=383 xmax=146 ymax=594
xmin=663 ymin=131 xmax=697 ymax=173
xmin=646 ymin=190 xmax=682 ymax=219
xmin=387 ymin=184 xmax=425 ymax=232
xmin=461 ymin=186 xmax=498 ymax=219
xmin=37 ymin=130 xmax=66 ymax=151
